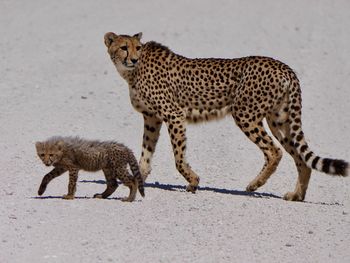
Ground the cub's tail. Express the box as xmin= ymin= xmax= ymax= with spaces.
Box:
xmin=287 ymin=76 xmax=349 ymax=176
xmin=127 ymin=150 xmax=145 ymax=197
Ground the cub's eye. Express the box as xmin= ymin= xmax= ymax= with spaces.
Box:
xmin=136 ymin=46 xmax=142 ymax=51
xmin=40 ymin=154 xmax=45 ymax=157
xmin=49 ymin=154 xmax=54 ymax=157
xmin=120 ymin=46 xmax=128 ymax=51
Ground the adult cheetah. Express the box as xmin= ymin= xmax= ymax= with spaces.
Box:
xmin=104 ymin=32 xmax=348 ymax=201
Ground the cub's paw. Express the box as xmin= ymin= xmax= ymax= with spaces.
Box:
xmin=186 ymin=185 xmax=198 ymax=193
xmin=121 ymin=196 xmax=135 ymax=202
xmin=93 ymin=194 xmax=104 ymax=199
xmin=283 ymin=192 xmax=304 ymax=202
xmin=62 ymin=194 xmax=74 ymax=200
xmin=38 ymin=184 xmax=47 ymax=196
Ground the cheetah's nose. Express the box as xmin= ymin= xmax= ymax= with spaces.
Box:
xmin=131 ymin=59 xmax=138 ymax=64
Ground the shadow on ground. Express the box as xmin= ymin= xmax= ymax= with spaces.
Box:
xmin=76 ymin=180 xmax=343 ymax=206
xmin=31 ymin=180 xmax=343 ymax=206
xmin=79 ymin=179 xmax=281 ymax=199
xmin=32 ymin=195 xmax=124 ymax=200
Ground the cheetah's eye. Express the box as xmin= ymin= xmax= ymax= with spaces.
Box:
xmin=136 ymin=46 xmax=142 ymax=51
xmin=49 ymin=154 xmax=54 ymax=157
xmin=120 ymin=46 xmax=128 ymax=51
xmin=40 ymin=154 xmax=45 ymax=157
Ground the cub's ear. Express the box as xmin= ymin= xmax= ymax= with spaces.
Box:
xmin=104 ymin=32 xmax=118 ymax=48
xmin=133 ymin=32 xmax=142 ymax=41
xmin=35 ymin=142 xmax=42 ymax=149
xmin=56 ymin=141 xmax=64 ymax=151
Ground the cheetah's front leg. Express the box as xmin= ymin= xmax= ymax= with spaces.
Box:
xmin=38 ymin=167 xmax=66 ymax=196
xmin=139 ymin=114 xmax=162 ymax=181
xmin=166 ymin=115 xmax=200 ymax=193
xmin=63 ymin=168 xmax=79 ymax=200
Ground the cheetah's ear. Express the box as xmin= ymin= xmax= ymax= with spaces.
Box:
xmin=104 ymin=32 xmax=118 ymax=48
xmin=133 ymin=32 xmax=142 ymax=41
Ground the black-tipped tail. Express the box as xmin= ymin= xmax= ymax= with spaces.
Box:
xmin=319 ymin=158 xmax=348 ymax=176
xmin=294 ymin=147 xmax=349 ymax=176
xmin=286 ymin=75 xmax=349 ymax=177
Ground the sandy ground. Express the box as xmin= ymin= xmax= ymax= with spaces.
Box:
xmin=1 ymin=0 xmax=350 ymax=262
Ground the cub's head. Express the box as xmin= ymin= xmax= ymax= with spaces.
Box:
xmin=104 ymin=32 xmax=143 ymax=71
xmin=35 ymin=140 xmax=64 ymax=166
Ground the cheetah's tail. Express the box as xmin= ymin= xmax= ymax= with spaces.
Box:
xmin=127 ymin=150 xmax=145 ymax=197
xmin=287 ymin=77 xmax=349 ymax=177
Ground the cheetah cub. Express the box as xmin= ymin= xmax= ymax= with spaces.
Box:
xmin=35 ymin=136 xmax=144 ymax=202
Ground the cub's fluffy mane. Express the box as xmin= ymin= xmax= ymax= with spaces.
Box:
xmin=40 ymin=136 xmax=126 ymax=150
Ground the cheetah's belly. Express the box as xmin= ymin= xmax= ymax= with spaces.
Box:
xmin=185 ymin=105 xmax=232 ymax=123
xmin=177 ymin=84 xmax=233 ymax=123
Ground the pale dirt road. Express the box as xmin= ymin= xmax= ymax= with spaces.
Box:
xmin=1 ymin=1 xmax=349 ymax=262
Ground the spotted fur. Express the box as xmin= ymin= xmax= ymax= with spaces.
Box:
xmin=105 ymin=32 xmax=348 ymax=201
xmin=36 ymin=136 xmax=144 ymax=202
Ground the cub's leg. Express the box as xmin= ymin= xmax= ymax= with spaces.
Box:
xmin=93 ymin=168 xmax=119 ymax=199
xmin=38 ymin=167 xmax=67 ymax=195
xmin=116 ymin=167 xmax=137 ymax=202
xmin=139 ymin=114 xmax=162 ymax=181
xmin=267 ymin=116 xmax=311 ymax=201
xmin=166 ymin=113 xmax=200 ymax=193
xmin=233 ymin=116 xmax=282 ymax=192
xmin=63 ymin=168 xmax=79 ymax=200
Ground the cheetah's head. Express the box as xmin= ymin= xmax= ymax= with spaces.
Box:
xmin=35 ymin=141 xmax=64 ymax=166
xmin=104 ymin=32 xmax=143 ymax=71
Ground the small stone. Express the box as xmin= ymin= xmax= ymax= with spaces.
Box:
xmin=81 ymin=96 xmax=87 ymax=99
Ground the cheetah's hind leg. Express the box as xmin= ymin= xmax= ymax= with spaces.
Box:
xmin=233 ymin=115 xmax=282 ymax=192
xmin=266 ymin=115 xmax=311 ymax=201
